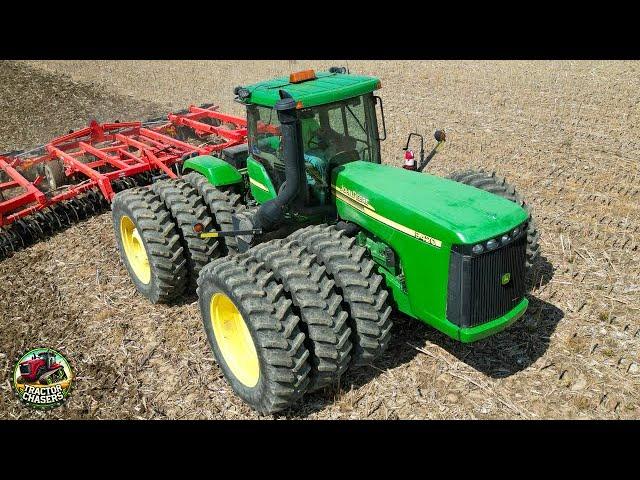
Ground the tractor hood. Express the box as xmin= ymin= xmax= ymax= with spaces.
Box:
xmin=332 ymin=161 xmax=528 ymax=245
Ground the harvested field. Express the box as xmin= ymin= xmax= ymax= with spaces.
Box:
xmin=0 ymin=59 xmax=638 ymax=419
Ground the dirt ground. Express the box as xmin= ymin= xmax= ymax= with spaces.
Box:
xmin=0 ymin=60 xmax=638 ymax=419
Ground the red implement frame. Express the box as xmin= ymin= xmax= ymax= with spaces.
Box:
xmin=0 ymin=105 xmax=247 ymax=227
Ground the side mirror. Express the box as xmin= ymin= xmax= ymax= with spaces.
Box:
xmin=374 ymin=96 xmax=387 ymax=141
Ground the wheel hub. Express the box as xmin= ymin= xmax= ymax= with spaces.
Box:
xmin=210 ymin=293 xmax=260 ymax=388
xmin=120 ymin=215 xmax=151 ymax=284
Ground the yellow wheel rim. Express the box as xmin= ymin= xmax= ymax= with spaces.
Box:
xmin=210 ymin=293 xmax=260 ymax=388
xmin=120 ymin=215 xmax=151 ymax=285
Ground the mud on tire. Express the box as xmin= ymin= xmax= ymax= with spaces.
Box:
xmin=112 ymin=187 xmax=188 ymax=304
xmin=288 ymin=224 xmax=393 ymax=366
xmin=184 ymin=171 xmax=245 ymax=255
xmin=198 ymin=254 xmax=311 ymax=414
xmin=151 ymin=178 xmax=220 ymax=292
xmin=250 ymin=239 xmax=353 ymax=391
xmin=447 ymin=169 xmax=541 ymax=268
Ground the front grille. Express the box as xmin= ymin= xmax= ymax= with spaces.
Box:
xmin=19 ymin=364 xmax=30 ymax=375
xmin=447 ymin=230 xmax=527 ymax=328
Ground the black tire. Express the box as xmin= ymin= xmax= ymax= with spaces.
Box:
xmin=250 ymin=239 xmax=353 ymax=391
xmin=288 ymin=224 xmax=393 ymax=366
xmin=183 ymin=171 xmax=245 ymax=255
xmin=151 ymin=178 xmax=220 ymax=292
xmin=447 ymin=169 xmax=540 ymax=268
xmin=112 ymin=187 xmax=188 ymax=304
xmin=198 ymin=254 xmax=311 ymax=414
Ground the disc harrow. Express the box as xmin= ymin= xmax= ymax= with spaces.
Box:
xmin=0 ymin=104 xmax=247 ymax=261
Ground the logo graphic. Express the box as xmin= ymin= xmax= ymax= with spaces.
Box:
xmin=12 ymin=348 xmax=73 ymax=410
xmin=501 ymin=272 xmax=511 ymax=286
xmin=414 ymin=231 xmax=443 ymax=248
xmin=334 ymin=185 xmax=374 ymax=210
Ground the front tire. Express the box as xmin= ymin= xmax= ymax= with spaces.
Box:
xmin=198 ymin=254 xmax=311 ymax=414
xmin=288 ymin=224 xmax=393 ymax=366
xmin=250 ymin=238 xmax=353 ymax=391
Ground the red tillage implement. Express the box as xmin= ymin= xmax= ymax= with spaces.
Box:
xmin=0 ymin=104 xmax=247 ymax=259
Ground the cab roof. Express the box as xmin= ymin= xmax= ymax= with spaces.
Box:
xmin=239 ymin=70 xmax=381 ymax=109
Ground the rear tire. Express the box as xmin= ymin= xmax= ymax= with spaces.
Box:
xmin=184 ymin=171 xmax=245 ymax=255
xmin=447 ymin=169 xmax=540 ymax=268
xmin=151 ymin=178 xmax=220 ymax=292
xmin=250 ymin=239 xmax=353 ymax=391
xmin=112 ymin=187 xmax=188 ymax=304
xmin=198 ymin=254 xmax=311 ymax=414
xmin=288 ymin=224 xmax=393 ymax=366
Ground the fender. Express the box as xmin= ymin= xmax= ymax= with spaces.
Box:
xmin=182 ymin=155 xmax=243 ymax=187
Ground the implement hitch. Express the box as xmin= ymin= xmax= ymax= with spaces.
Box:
xmin=193 ymin=223 xmax=262 ymax=239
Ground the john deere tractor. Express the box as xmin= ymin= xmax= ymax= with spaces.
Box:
xmin=112 ymin=67 xmax=539 ymax=413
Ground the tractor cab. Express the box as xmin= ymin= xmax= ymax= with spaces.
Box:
xmin=238 ymin=68 xmax=384 ymax=206
xmin=38 ymin=351 xmax=56 ymax=369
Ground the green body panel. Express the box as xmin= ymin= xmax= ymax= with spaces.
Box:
xmin=183 ymin=155 xmax=243 ymax=187
xmin=332 ymin=161 xmax=528 ymax=339
xmin=356 ymin=231 xmax=398 ymax=275
xmin=246 ymin=157 xmax=277 ymax=203
xmin=240 ymin=71 xmax=380 ymax=108
xmin=376 ymin=266 xmax=414 ymax=317
xmin=459 ymin=298 xmax=528 ymax=342
xmin=334 ymin=162 xmax=528 ymax=244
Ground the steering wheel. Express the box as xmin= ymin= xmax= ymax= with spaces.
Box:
xmin=328 ymin=149 xmax=360 ymax=168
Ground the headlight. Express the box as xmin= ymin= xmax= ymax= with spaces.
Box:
xmin=472 ymin=244 xmax=484 ymax=254
xmin=486 ymin=239 xmax=498 ymax=250
xmin=501 ymin=234 xmax=510 ymax=244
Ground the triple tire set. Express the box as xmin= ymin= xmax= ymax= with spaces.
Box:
xmin=112 ymin=172 xmax=392 ymax=413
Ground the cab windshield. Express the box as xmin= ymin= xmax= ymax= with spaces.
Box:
xmin=247 ymin=94 xmax=381 ymax=202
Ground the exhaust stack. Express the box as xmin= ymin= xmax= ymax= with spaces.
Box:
xmin=253 ymin=91 xmax=333 ymax=232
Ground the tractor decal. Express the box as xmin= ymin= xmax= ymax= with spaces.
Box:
xmin=12 ymin=348 xmax=73 ymax=410
xmin=332 ymin=185 xmax=442 ymax=249
xmin=333 ymin=185 xmax=375 ymax=210
xmin=249 ymin=177 xmax=270 ymax=192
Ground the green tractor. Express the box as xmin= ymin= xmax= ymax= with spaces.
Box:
xmin=112 ymin=67 xmax=540 ymax=413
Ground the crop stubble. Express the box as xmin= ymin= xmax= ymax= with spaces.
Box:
xmin=0 ymin=60 xmax=637 ymax=419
